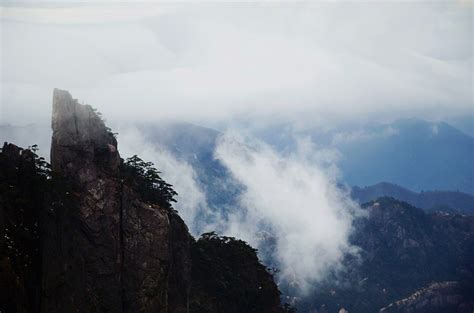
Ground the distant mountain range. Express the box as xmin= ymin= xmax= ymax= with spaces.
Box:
xmin=333 ymin=119 xmax=474 ymax=194
xmin=2 ymin=113 xmax=473 ymax=312
xmin=352 ymin=182 xmax=474 ymax=215
xmin=2 ymin=117 xmax=473 ymax=198
xmin=104 ymin=119 xmax=474 ymax=312
xmin=136 ymin=119 xmax=474 ymax=207
xmin=255 ymin=118 xmax=474 ymax=194
xmin=293 ymin=197 xmax=474 ymax=312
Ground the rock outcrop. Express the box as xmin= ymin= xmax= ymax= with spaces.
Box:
xmin=380 ymin=281 xmax=474 ymax=313
xmin=189 ymin=232 xmax=283 ymax=313
xmin=0 ymin=89 xmax=288 ymax=313
xmin=0 ymin=143 xmax=45 ymax=313
xmin=42 ymin=89 xmax=191 ymax=312
xmin=294 ymin=197 xmax=474 ymax=313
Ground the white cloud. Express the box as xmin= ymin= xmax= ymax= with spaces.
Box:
xmin=214 ymin=131 xmax=363 ymax=292
xmin=1 ymin=4 xmax=172 ymax=24
xmin=331 ymin=126 xmax=399 ymax=145
xmin=1 ymin=2 xmax=472 ymax=126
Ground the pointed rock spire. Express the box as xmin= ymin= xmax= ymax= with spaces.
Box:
xmin=50 ymin=88 xmax=119 ymax=180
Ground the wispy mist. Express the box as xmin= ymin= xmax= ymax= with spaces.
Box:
xmin=214 ymin=132 xmax=363 ymax=292
xmin=115 ymin=126 xmax=363 ymax=292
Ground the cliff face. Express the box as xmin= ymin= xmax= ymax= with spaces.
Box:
xmin=0 ymin=143 xmax=45 ymax=313
xmin=42 ymin=89 xmax=191 ymax=313
xmin=4 ymin=89 xmax=473 ymax=313
xmin=190 ymin=232 xmax=283 ymax=313
xmin=0 ymin=89 xmax=287 ymax=313
xmin=3 ymin=88 xmax=283 ymax=313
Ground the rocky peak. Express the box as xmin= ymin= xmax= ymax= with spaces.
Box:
xmin=51 ymin=88 xmax=119 ymax=181
xmin=43 ymin=89 xmax=191 ymax=313
xmin=1 ymin=89 xmax=287 ymax=313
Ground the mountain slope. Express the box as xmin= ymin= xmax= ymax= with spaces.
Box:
xmin=352 ymin=182 xmax=474 ymax=215
xmin=138 ymin=118 xmax=474 ymax=200
xmin=3 ymin=117 xmax=473 ymax=196
xmin=0 ymin=89 xmax=287 ymax=313
xmin=296 ymin=197 xmax=474 ymax=312
xmin=380 ymin=281 xmax=474 ymax=313
xmin=251 ymin=118 xmax=474 ymax=193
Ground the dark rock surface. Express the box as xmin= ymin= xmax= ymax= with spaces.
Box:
xmin=190 ymin=232 xmax=283 ymax=313
xmin=0 ymin=143 xmax=45 ymax=313
xmin=380 ymin=281 xmax=474 ymax=313
xmin=42 ymin=89 xmax=192 ymax=312
xmin=0 ymin=89 xmax=285 ymax=313
xmin=296 ymin=197 xmax=474 ymax=312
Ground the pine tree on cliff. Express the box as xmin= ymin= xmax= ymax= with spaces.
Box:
xmin=121 ymin=154 xmax=177 ymax=209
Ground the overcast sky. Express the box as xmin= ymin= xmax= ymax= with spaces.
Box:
xmin=1 ymin=1 xmax=473 ymax=127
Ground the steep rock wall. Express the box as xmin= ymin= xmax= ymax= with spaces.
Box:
xmin=0 ymin=89 xmax=285 ymax=313
xmin=42 ymin=89 xmax=191 ymax=313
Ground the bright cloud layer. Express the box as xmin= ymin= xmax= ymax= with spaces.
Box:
xmin=215 ymin=132 xmax=363 ymax=292
xmin=1 ymin=2 xmax=472 ymax=126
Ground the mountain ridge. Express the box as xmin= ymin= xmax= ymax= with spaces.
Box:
xmin=0 ymin=89 xmax=287 ymax=313
xmin=2 ymin=116 xmax=473 ymax=193
xmin=293 ymin=196 xmax=474 ymax=312
xmin=352 ymin=182 xmax=474 ymax=215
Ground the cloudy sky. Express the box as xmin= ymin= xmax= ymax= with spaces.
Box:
xmin=1 ymin=1 xmax=472 ymax=127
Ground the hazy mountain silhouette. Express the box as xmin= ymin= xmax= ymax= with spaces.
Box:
xmin=352 ymin=182 xmax=474 ymax=215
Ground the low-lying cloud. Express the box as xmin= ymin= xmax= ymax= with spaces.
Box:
xmin=117 ymin=127 xmax=363 ymax=292
xmin=214 ymin=132 xmax=362 ymax=292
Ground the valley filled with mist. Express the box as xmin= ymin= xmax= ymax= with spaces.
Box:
xmin=1 ymin=2 xmax=473 ymax=313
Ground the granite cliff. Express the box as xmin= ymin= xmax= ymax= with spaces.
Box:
xmin=0 ymin=143 xmax=45 ymax=312
xmin=0 ymin=89 xmax=285 ymax=313
xmin=41 ymin=88 xmax=192 ymax=312
xmin=4 ymin=89 xmax=472 ymax=313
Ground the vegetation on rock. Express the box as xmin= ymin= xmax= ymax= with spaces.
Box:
xmin=0 ymin=143 xmax=48 ymax=312
xmin=121 ymin=155 xmax=178 ymax=209
xmin=190 ymin=232 xmax=295 ymax=313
